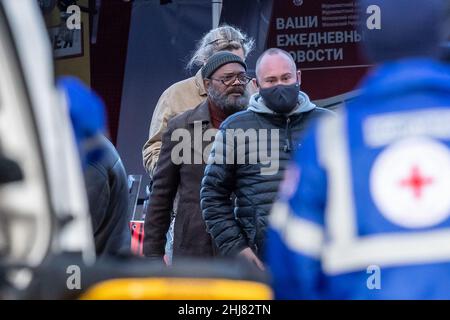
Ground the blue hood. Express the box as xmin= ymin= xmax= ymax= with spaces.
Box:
xmin=361 ymin=58 xmax=450 ymax=98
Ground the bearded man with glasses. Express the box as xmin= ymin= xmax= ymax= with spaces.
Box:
xmin=143 ymin=52 xmax=250 ymax=262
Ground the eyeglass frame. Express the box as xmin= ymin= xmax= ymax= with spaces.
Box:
xmin=208 ymin=73 xmax=252 ymax=86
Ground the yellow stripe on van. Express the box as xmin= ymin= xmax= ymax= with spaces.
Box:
xmin=80 ymin=278 xmax=273 ymax=300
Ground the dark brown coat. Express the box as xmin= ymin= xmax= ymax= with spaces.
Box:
xmin=143 ymin=101 xmax=217 ymax=260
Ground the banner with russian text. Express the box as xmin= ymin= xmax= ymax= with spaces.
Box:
xmin=267 ymin=0 xmax=371 ymax=106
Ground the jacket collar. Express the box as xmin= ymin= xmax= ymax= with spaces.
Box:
xmin=194 ymin=69 xmax=207 ymax=97
xmin=187 ymin=100 xmax=211 ymax=126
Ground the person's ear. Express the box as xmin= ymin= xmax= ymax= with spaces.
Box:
xmin=252 ymin=78 xmax=259 ymax=89
xmin=203 ymin=79 xmax=210 ymax=91
xmin=247 ymin=77 xmax=259 ymax=95
xmin=297 ymin=70 xmax=302 ymax=86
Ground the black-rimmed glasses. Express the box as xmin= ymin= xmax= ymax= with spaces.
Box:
xmin=209 ymin=73 xmax=252 ymax=86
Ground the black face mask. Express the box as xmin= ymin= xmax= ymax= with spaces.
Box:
xmin=259 ymin=83 xmax=300 ymax=114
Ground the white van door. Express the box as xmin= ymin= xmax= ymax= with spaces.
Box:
xmin=0 ymin=0 xmax=95 ymax=289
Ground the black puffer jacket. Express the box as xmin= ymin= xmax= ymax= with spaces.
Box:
xmin=200 ymin=92 xmax=332 ymax=258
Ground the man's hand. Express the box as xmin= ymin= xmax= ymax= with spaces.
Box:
xmin=238 ymin=247 xmax=265 ymax=271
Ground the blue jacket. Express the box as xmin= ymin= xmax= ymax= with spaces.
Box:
xmin=266 ymin=58 xmax=450 ymax=299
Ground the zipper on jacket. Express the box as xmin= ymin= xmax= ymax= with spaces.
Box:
xmin=284 ymin=117 xmax=292 ymax=153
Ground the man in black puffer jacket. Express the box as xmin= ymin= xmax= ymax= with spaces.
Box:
xmin=200 ymin=48 xmax=333 ymax=269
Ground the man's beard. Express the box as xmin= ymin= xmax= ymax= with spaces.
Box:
xmin=208 ymin=84 xmax=250 ymax=115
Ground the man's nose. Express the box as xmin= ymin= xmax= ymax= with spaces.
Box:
xmin=231 ymin=77 xmax=242 ymax=86
xmin=231 ymin=81 xmax=245 ymax=88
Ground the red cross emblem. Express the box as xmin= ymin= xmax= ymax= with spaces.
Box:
xmin=371 ymin=137 xmax=450 ymax=229
xmin=399 ymin=165 xmax=434 ymax=199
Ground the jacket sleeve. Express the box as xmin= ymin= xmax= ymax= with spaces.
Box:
xmin=84 ymin=162 xmax=109 ymax=236
xmin=266 ymin=122 xmax=327 ymax=299
xmin=84 ymin=136 xmax=132 ymax=256
xmin=143 ymin=118 xmax=181 ymax=258
xmin=200 ymin=129 xmax=249 ymax=256
xmin=142 ymin=89 xmax=173 ymax=177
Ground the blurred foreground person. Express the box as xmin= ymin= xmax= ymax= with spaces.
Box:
xmin=266 ymin=0 xmax=450 ymax=299
xmin=84 ymin=135 xmax=130 ymax=257
xmin=59 ymin=77 xmax=130 ymax=257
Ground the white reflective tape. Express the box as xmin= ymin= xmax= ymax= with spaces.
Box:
xmin=270 ymin=201 xmax=324 ymax=258
xmin=323 ymin=229 xmax=450 ymax=275
xmin=285 ymin=214 xmax=324 ymax=259
xmin=317 ymin=111 xmax=357 ymax=244
xmin=269 ymin=201 xmax=290 ymax=231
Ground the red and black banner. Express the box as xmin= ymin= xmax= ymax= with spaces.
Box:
xmin=267 ymin=0 xmax=371 ymax=101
